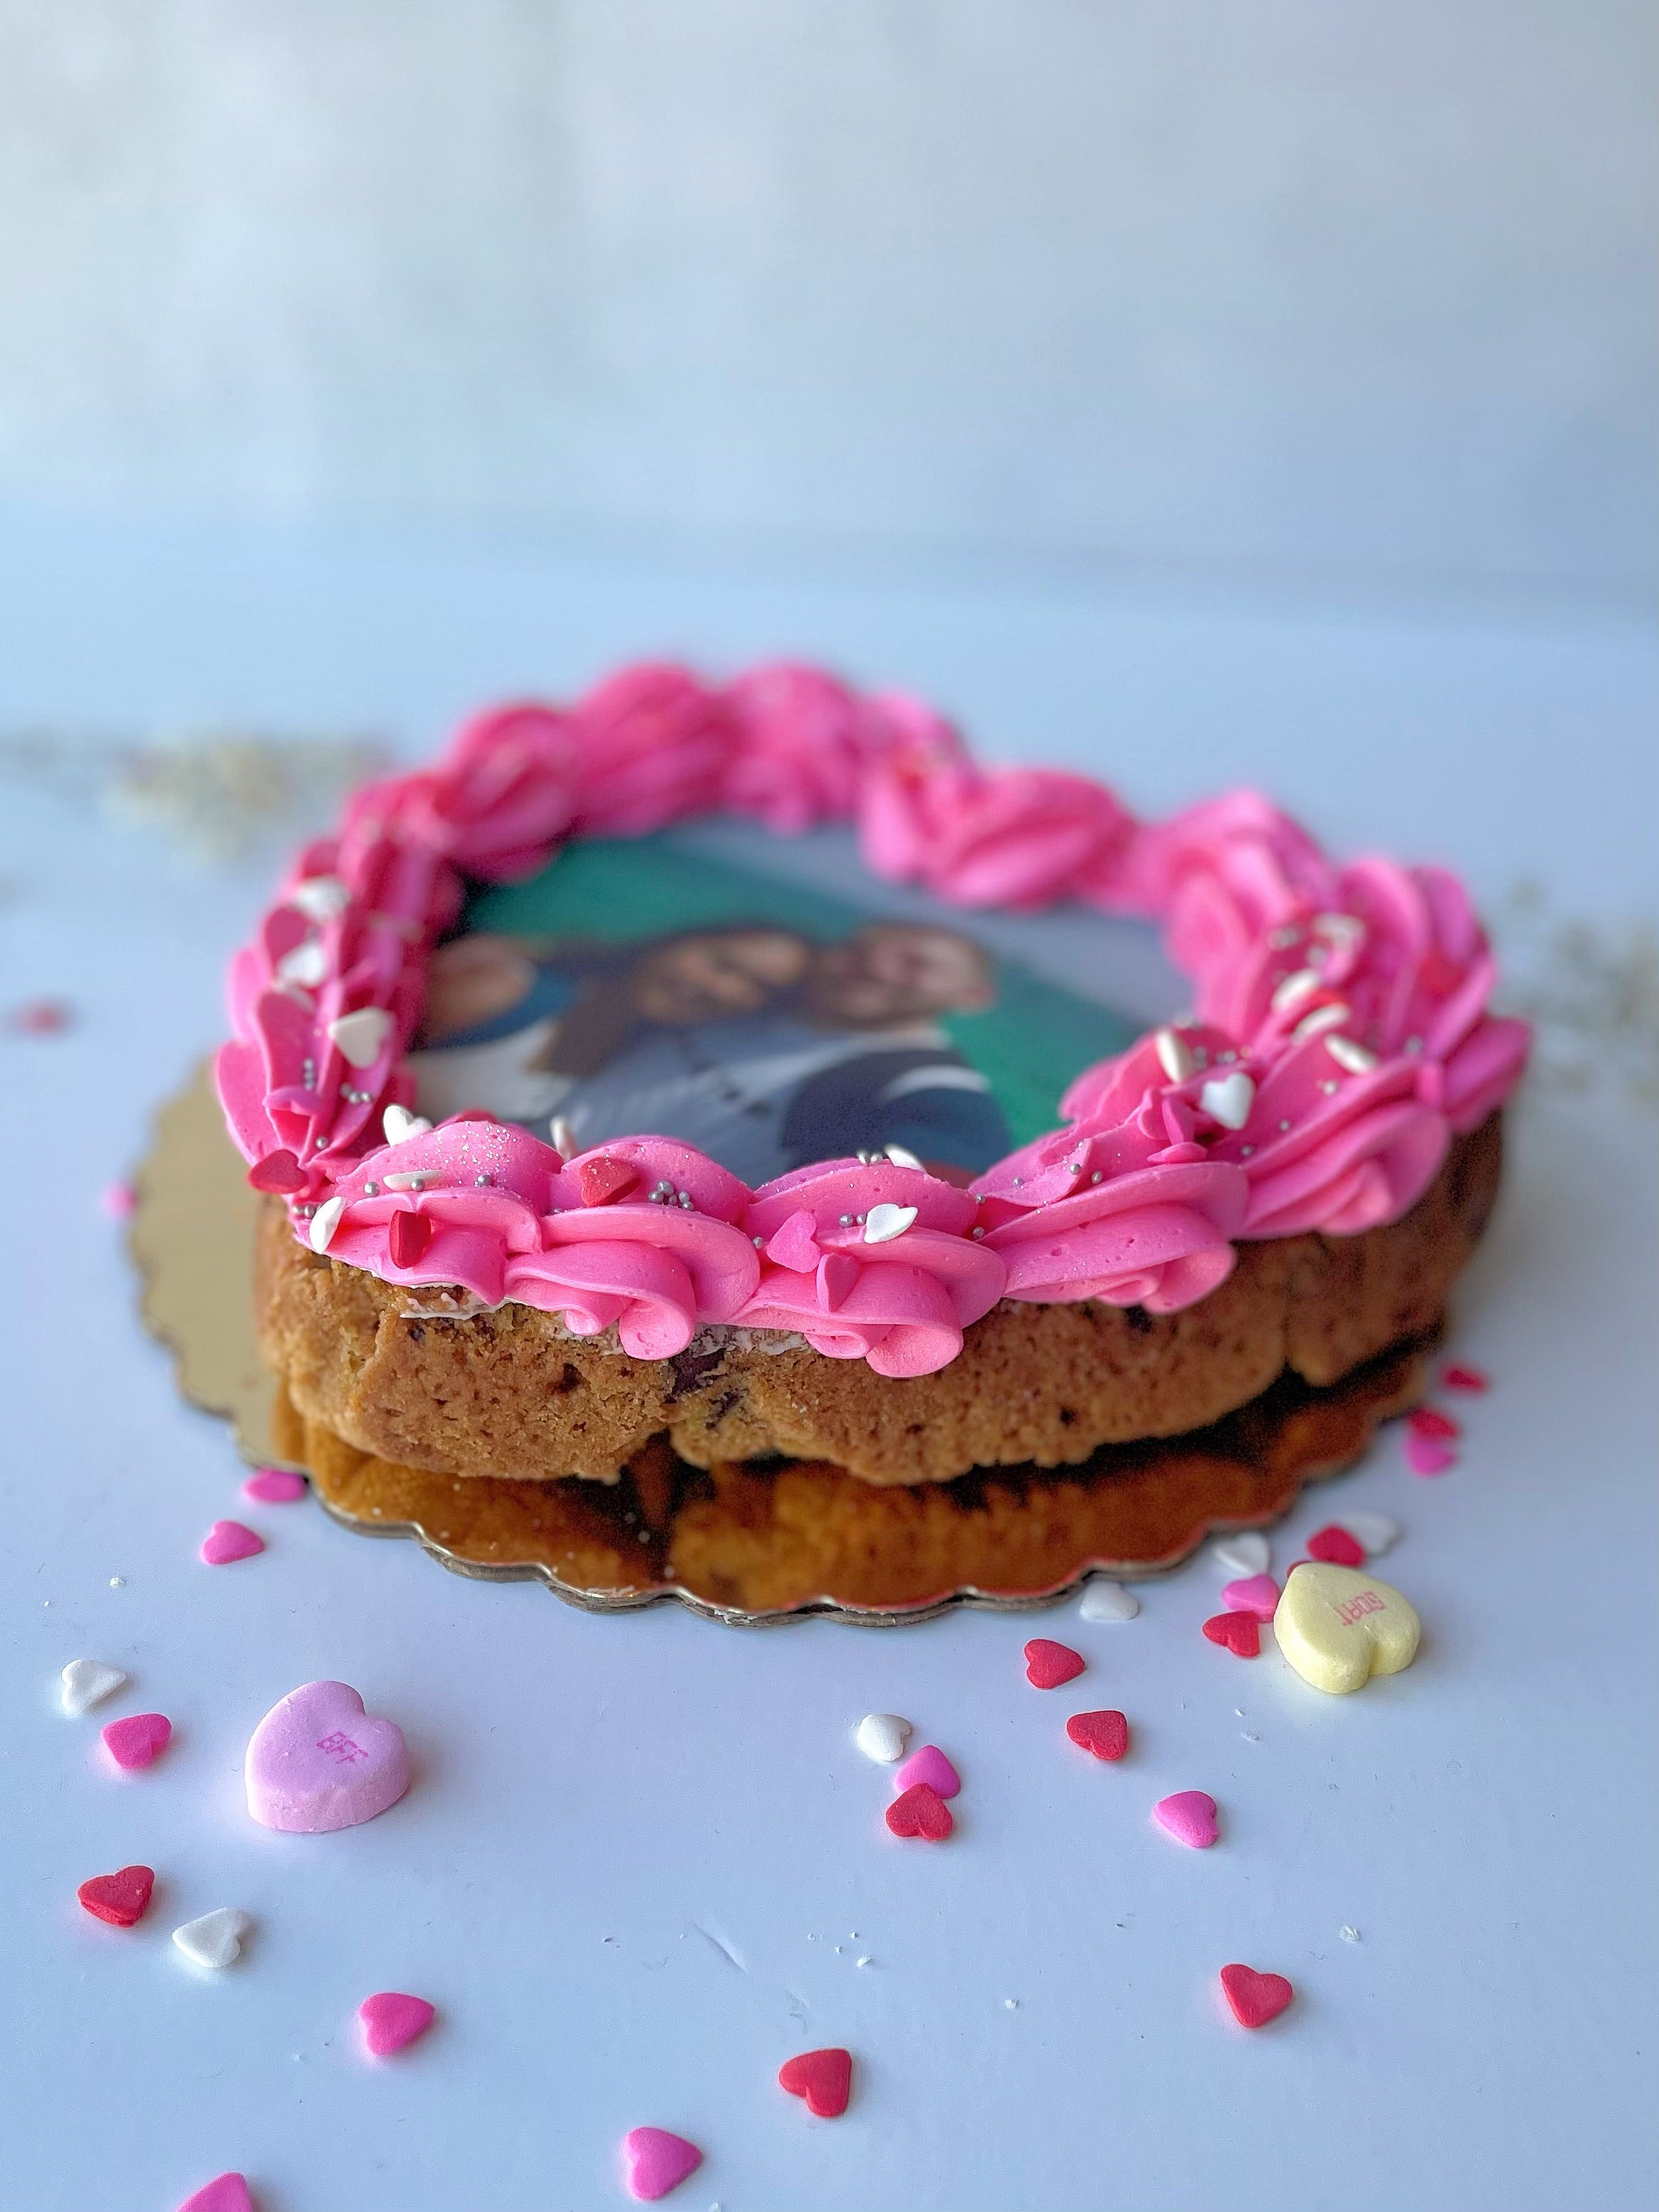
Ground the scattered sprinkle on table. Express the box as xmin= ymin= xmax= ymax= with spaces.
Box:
xmin=60 ymin=1658 xmax=127 ymax=1715
xmin=359 ymin=1992 xmax=436 ymax=2057
xmin=1339 ymin=1511 xmax=1401 ymax=1555
xmin=7 ymin=997 xmax=73 ymax=1035
xmin=99 ymin=1180 xmax=136 ymax=1220
xmin=1408 ymin=1406 xmax=1462 ymax=1441
xmin=1274 ymin=1563 xmax=1421 ymax=1694
xmin=854 ymin=1712 xmax=911 ymax=1763
xmin=1404 ymin=1434 xmax=1457 ymax=1476
xmin=1023 ymin=1638 xmax=1085 ymax=1689
xmin=1154 ymin=1790 xmax=1219 ymax=1848
xmin=175 ymin=2176 xmax=255 ymax=2212
xmin=885 ymin=1782 xmax=953 ymax=1840
xmin=778 ymin=2046 xmax=853 ymax=2118
xmin=102 ymin=1711 xmax=172 ymax=1770
xmin=200 ymin=1519 xmax=265 ymax=1565
xmin=621 ymin=2127 xmax=703 ymax=2201
xmin=893 ymin=1744 xmax=960 ymax=1798
xmin=77 ymin=1864 xmax=155 ymax=1926
xmin=246 ymin=1681 xmax=410 ymax=1834
xmin=1209 ymin=1533 xmax=1270 ymax=1577
xmin=1065 ymin=1709 xmax=1129 ymax=1761
xmin=1220 ymin=1573 xmax=1279 ymax=1619
xmin=1443 ymin=1362 xmax=1489 ymax=1391
xmin=1306 ymin=1524 xmax=1366 ymax=1567
xmin=1078 ymin=1580 xmax=1139 ymax=1622
xmin=242 ymin=1468 xmax=307 ymax=1504
xmin=172 ymin=1908 xmax=251 ymax=1971
xmin=1202 ymin=1611 xmax=1260 ymax=1658
xmin=1220 ymin=1963 xmax=1294 ymax=2028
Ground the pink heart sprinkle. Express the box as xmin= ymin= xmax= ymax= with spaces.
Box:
xmin=359 ymin=1991 xmax=436 ymax=2057
xmin=1024 ymin=1638 xmax=1086 ymax=1689
xmin=245 ymin=1679 xmax=409 ymax=1834
xmin=894 ymin=1743 xmax=961 ymax=1798
xmin=242 ymin=1468 xmax=307 ymax=1504
xmin=765 ymin=1207 xmax=822 ymax=1273
xmin=101 ymin=1712 xmax=172 ymax=1771
xmin=1443 ymin=1362 xmax=1489 ymax=1392
xmin=200 ymin=1519 xmax=265 ymax=1566
xmin=100 ymin=1180 xmax=137 ymax=1220
xmin=175 ymin=2176 xmax=253 ymax=2212
xmin=622 ymin=2127 xmax=703 ymax=2202
xmin=1154 ymin=1789 xmax=1219 ymax=1849
xmin=1405 ymin=1434 xmax=1457 ymax=1476
xmin=1220 ymin=1572 xmax=1279 ymax=1620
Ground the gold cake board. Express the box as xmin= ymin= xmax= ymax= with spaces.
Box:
xmin=131 ymin=1066 xmax=1433 ymax=1625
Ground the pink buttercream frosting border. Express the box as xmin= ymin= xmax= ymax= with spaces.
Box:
xmin=216 ymin=659 xmax=1528 ymax=1377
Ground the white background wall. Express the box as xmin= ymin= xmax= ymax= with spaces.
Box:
xmin=0 ymin=1 xmax=1652 ymax=612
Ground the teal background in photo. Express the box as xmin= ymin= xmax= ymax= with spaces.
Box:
xmin=464 ymin=833 xmax=1139 ymax=1147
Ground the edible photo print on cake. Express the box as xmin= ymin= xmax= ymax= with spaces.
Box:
xmin=409 ymin=824 xmax=1178 ymax=1185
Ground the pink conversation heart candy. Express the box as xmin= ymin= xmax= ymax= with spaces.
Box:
xmin=359 ymin=1991 xmax=436 ymax=2057
xmin=893 ymin=1743 xmax=961 ymax=1799
xmin=245 ymin=1681 xmax=409 ymax=1834
xmin=175 ymin=2176 xmax=253 ymax=2212
xmin=1154 ymin=1790 xmax=1220 ymax=1849
xmin=622 ymin=2127 xmax=703 ymax=2201
xmin=1405 ymin=1434 xmax=1457 ymax=1476
xmin=102 ymin=1712 xmax=172 ymax=1771
xmin=200 ymin=1520 xmax=265 ymax=1566
xmin=242 ymin=1468 xmax=307 ymax=1504
xmin=1220 ymin=1573 xmax=1280 ymax=1620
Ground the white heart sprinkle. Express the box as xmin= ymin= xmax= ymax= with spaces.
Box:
xmin=1270 ymin=967 xmax=1322 ymax=1013
xmin=1210 ymin=1532 xmax=1270 ymax=1577
xmin=172 ymin=1908 xmax=251 ymax=1971
xmin=288 ymin=875 xmax=350 ymax=923
xmin=60 ymin=1659 xmax=127 ymax=1716
xmin=276 ymin=940 xmax=328 ymax=989
xmin=881 ymin=1144 xmax=923 ymax=1171
xmin=1198 ymin=1071 xmax=1254 ymax=1130
xmin=1312 ymin=912 xmax=1365 ymax=949
xmin=382 ymin=1104 xmax=431 ymax=1147
xmin=854 ymin=1713 xmax=911 ymax=1763
xmin=1079 ymin=1580 xmax=1139 ymax=1622
xmin=1153 ymin=1027 xmax=1196 ymax=1082
xmin=327 ymin=1007 xmax=394 ymax=1069
xmin=1325 ymin=1033 xmax=1379 ymax=1075
xmin=1291 ymin=1001 xmax=1350 ymax=1043
xmin=309 ymin=1195 xmax=346 ymax=1253
xmin=1339 ymin=1511 xmax=1401 ymax=1556
xmin=863 ymin=1202 xmax=917 ymax=1246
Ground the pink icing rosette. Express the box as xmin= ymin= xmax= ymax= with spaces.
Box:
xmin=217 ymin=658 xmax=1527 ymax=1378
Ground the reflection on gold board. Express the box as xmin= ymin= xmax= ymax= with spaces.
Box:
xmin=130 ymin=1065 xmax=1435 ymax=1625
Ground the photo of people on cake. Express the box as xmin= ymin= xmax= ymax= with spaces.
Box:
xmin=409 ymin=919 xmax=1012 ymax=1186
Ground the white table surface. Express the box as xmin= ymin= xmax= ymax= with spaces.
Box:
xmin=1 ymin=518 xmax=1655 ymax=2212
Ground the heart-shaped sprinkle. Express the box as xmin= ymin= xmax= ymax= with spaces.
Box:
xmin=103 ymin=1712 xmax=172 ymax=1770
xmin=61 ymin=1658 xmax=127 ymax=1716
xmin=200 ymin=1520 xmax=265 ymax=1566
xmin=1024 ymin=1638 xmax=1085 ymax=1689
xmin=289 ymin=873 xmax=350 ymax=924
xmin=576 ymin=1154 xmax=639 ymax=1206
xmin=766 ymin=1208 xmax=822 ymax=1273
xmin=242 ymin=1468 xmax=307 ymax=1504
xmin=1203 ymin=1611 xmax=1260 ymax=1658
xmin=78 ymin=1864 xmax=155 ymax=1926
xmin=1209 ymin=1532 xmax=1270 ymax=1578
xmin=1443 ymin=1362 xmax=1488 ymax=1392
xmin=863 ymin=1201 xmax=917 ymax=1245
xmin=381 ymin=1103 xmax=431 ymax=1146
xmin=1154 ymin=1790 xmax=1219 ymax=1848
xmin=387 ymin=1208 xmax=432 ymax=1267
xmin=172 ymin=1907 xmax=251 ymax=1971
xmin=1306 ymin=1524 xmax=1366 ymax=1567
xmin=246 ymin=1149 xmax=307 ymax=1194
xmin=1079 ymin=1580 xmax=1139 ymax=1622
xmin=1220 ymin=1962 xmax=1294 ymax=2028
xmin=1408 ymin=1405 xmax=1461 ymax=1440
xmin=246 ymin=1680 xmax=410 ymax=1834
xmin=175 ymin=2174 xmax=255 ymax=2212
xmin=327 ymin=1007 xmax=394 ymax=1068
xmin=1199 ymin=1070 xmax=1254 ymax=1130
xmin=1274 ymin=1563 xmax=1420 ymax=1694
xmin=854 ymin=1712 xmax=911 ymax=1763
xmin=308 ymin=1195 xmax=346 ymax=1253
xmin=1065 ymin=1709 xmax=1129 ymax=1761
xmin=885 ymin=1782 xmax=953 ymax=1840
xmin=1154 ymin=1026 xmax=1197 ymax=1082
xmin=1220 ymin=1572 xmax=1280 ymax=1619
xmin=1338 ymin=1511 xmax=1400 ymax=1555
xmin=621 ymin=2127 xmax=703 ymax=2201
xmin=778 ymin=2045 xmax=853 ymax=2118
xmin=1405 ymin=1434 xmax=1457 ymax=1476
xmin=894 ymin=1744 xmax=960 ymax=1798
xmin=359 ymin=1991 xmax=436 ymax=2057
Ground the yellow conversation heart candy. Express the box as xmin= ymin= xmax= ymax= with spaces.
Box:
xmin=1273 ymin=1563 xmax=1420 ymax=1695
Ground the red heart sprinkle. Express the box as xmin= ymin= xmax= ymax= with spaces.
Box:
xmin=885 ymin=1782 xmax=953 ymax=1841
xmin=1024 ymin=1638 xmax=1086 ymax=1689
xmin=1203 ymin=1611 xmax=1260 ymax=1658
xmin=1065 ymin=1709 xmax=1129 ymax=1761
xmin=1306 ymin=1524 xmax=1366 ymax=1567
xmin=76 ymin=1864 xmax=155 ymax=1926
xmin=778 ymin=2046 xmax=853 ymax=2118
xmin=1408 ymin=1406 xmax=1461 ymax=1439
xmin=577 ymin=1156 xmax=640 ymax=1207
xmin=1443 ymin=1362 xmax=1489 ymax=1392
xmin=1220 ymin=1962 xmax=1294 ymax=2028
xmin=388 ymin=1208 xmax=431 ymax=1267
xmin=247 ymin=1149 xmax=308 ymax=1194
